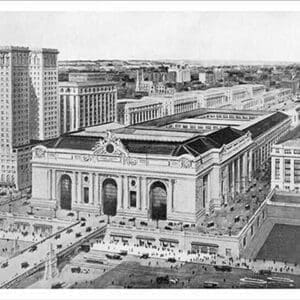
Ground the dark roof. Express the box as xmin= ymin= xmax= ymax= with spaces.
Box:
xmin=243 ymin=112 xmax=289 ymax=139
xmin=276 ymin=124 xmax=300 ymax=144
xmin=42 ymin=135 xmax=100 ymax=151
xmin=121 ymin=139 xmax=182 ymax=156
xmin=41 ymin=127 xmax=244 ymax=158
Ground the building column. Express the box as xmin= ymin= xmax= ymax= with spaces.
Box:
xmin=48 ymin=169 xmax=52 ymax=200
xmin=63 ymin=96 xmax=67 ymax=133
xmin=74 ymin=172 xmax=78 ymax=204
xmin=76 ymin=172 xmax=81 ymax=204
xmin=231 ymin=161 xmax=235 ymax=198
xmin=206 ymin=174 xmax=210 ymax=214
xmin=248 ymin=150 xmax=253 ymax=181
xmin=171 ymin=179 xmax=175 ymax=212
xmin=237 ymin=156 xmax=241 ymax=193
xmin=224 ymin=165 xmax=229 ymax=205
xmin=141 ymin=176 xmax=147 ymax=211
xmin=71 ymin=172 xmax=76 ymax=206
xmin=98 ymin=175 xmax=102 ymax=213
xmin=124 ymin=175 xmax=129 ymax=209
xmin=242 ymin=152 xmax=248 ymax=192
xmin=137 ymin=177 xmax=141 ymax=210
xmin=51 ymin=170 xmax=56 ymax=201
xmin=117 ymin=176 xmax=123 ymax=211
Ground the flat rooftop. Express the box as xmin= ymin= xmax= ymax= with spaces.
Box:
xmin=276 ymin=124 xmax=300 ymax=146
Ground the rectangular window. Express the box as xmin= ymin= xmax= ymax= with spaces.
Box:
xmin=225 ymin=248 xmax=232 ymax=257
xmin=295 ymin=160 xmax=300 ymax=183
xmin=243 ymin=236 xmax=246 ymax=247
xmin=130 ymin=191 xmax=137 ymax=207
xmin=250 ymin=225 xmax=254 ymax=236
xmin=275 ymin=159 xmax=280 ymax=180
xmin=83 ymin=187 xmax=89 ymax=204
xmin=284 ymin=159 xmax=291 ymax=183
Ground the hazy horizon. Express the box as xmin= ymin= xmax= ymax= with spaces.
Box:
xmin=1 ymin=11 xmax=300 ymax=62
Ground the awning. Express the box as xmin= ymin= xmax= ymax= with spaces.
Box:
xmin=191 ymin=242 xmax=219 ymax=248
xmin=136 ymin=235 xmax=156 ymax=241
xmin=14 ymin=221 xmax=30 ymax=226
xmin=159 ymin=238 xmax=179 ymax=244
xmin=33 ymin=223 xmax=53 ymax=228
xmin=110 ymin=232 xmax=132 ymax=239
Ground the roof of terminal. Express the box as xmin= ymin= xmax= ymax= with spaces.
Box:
xmin=41 ymin=126 xmax=244 ymax=157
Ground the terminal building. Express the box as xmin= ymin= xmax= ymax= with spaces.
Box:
xmin=31 ymin=109 xmax=290 ymax=220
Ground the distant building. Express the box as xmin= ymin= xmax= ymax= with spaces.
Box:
xmin=68 ymin=72 xmax=106 ymax=82
xmin=281 ymin=79 xmax=300 ymax=95
xmin=199 ymin=71 xmax=215 ymax=85
xmin=59 ymin=81 xmax=117 ymax=134
xmin=271 ymin=126 xmax=300 ymax=192
xmin=168 ymin=65 xmax=191 ymax=83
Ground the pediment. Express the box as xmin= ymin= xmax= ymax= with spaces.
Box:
xmin=92 ymin=131 xmax=128 ymax=157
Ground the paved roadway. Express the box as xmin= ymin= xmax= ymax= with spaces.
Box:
xmin=0 ymin=216 xmax=106 ymax=287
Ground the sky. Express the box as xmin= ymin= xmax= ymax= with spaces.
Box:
xmin=1 ymin=11 xmax=300 ymax=62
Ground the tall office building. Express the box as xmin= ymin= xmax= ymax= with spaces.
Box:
xmin=29 ymin=48 xmax=59 ymax=141
xmin=0 ymin=46 xmax=59 ymax=190
xmin=59 ymin=81 xmax=117 ymax=134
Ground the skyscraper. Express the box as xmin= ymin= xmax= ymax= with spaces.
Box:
xmin=29 ymin=48 xmax=59 ymax=141
xmin=0 ymin=46 xmax=59 ymax=190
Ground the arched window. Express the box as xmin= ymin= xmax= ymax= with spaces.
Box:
xmin=102 ymin=178 xmax=117 ymax=216
xmin=60 ymin=174 xmax=72 ymax=210
xmin=149 ymin=181 xmax=167 ymax=220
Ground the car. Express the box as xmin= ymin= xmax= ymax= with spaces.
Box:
xmin=86 ymin=258 xmax=104 ymax=265
xmin=156 ymin=275 xmax=169 ymax=284
xmin=119 ymin=250 xmax=128 ymax=256
xmin=71 ymin=266 xmax=81 ymax=273
xmin=54 ymin=234 xmax=61 ymax=240
xmin=105 ymin=253 xmax=122 ymax=260
xmin=66 ymin=228 xmax=73 ymax=234
xmin=67 ymin=212 xmax=75 ymax=217
xmin=164 ymin=226 xmax=172 ymax=230
xmin=29 ymin=245 xmax=37 ymax=252
xmin=51 ymin=282 xmax=66 ymax=289
xmin=169 ymin=277 xmax=179 ymax=284
xmin=1 ymin=262 xmax=8 ymax=268
xmin=80 ymin=222 xmax=86 ymax=227
xmin=21 ymin=262 xmax=29 ymax=269
xmin=75 ymin=232 xmax=82 ymax=238
xmin=203 ymin=281 xmax=219 ymax=288
xmin=214 ymin=265 xmax=232 ymax=272
xmin=258 ymin=269 xmax=272 ymax=276
xmin=140 ymin=253 xmax=149 ymax=259
xmin=81 ymin=268 xmax=89 ymax=274
xmin=56 ymin=244 xmax=62 ymax=249
xmin=167 ymin=257 xmax=176 ymax=263
xmin=183 ymin=224 xmax=190 ymax=228
xmin=22 ymin=201 xmax=29 ymax=206
xmin=140 ymin=221 xmax=148 ymax=226
xmin=80 ymin=217 xmax=86 ymax=222
xmin=99 ymin=219 xmax=105 ymax=223
xmin=128 ymin=217 xmax=136 ymax=222
xmin=81 ymin=244 xmax=90 ymax=252
xmin=86 ymin=226 xmax=92 ymax=232
xmin=119 ymin=221 xmax=126 ymax=225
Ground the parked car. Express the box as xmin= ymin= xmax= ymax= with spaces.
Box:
xmin=140 ymin=253 xmax=149 ymax=259
xmin=86 ymin=226 xmax=92 ymax=232
xmin=156 ymin=275 xmax=169 ymax=284
xmin=119 ymin=221 xmax=125 ymax=225
xmin=29 ymin=245 xmax=37 ymax=252
xmin=80 ymin=222 xmax=86 ymax=227
xmin=57 ymin=244 xmax=62 ymax=249
xmin=55 ymin=234 xmax=61 ymax=240
xmin=71 ymin=266 xmax=81 ymax=273
xmin=106 ymin=254 xmax=122 ymax=260
xmin=214 ymin=265 xmax=232 ymax=272
xmin=164 ymin=226 xmax=172 ymax=230
xmin=21 ymin=262 xmax=29 ymax=269
xmin=75 ymin=232 xmax=82 ymax=238
xmin=140 ymin=221 xmax=148 ymax=226
xmin=51 ymin=282 xmax=66 ymax=289
xmin=258 ymin=269 xmax=272 ymax=276
xmin=169 ymin=277 xmax=179 ymax=284
xmin=203 ymin=281 xmax=219 ymax=288
xmin=167 ymin=257 xmax=176 ymax=263
xmin=119 ymin=250 xmax=128 ymax=256
xmin=66 ymin=228 xmax=73 ymax=234
xmin=67 ymin=212 xmax=75 ymax=217
xmin=1 ymin=262 xmax=8 ymax=268
xmin=80 ymin=217 xmax=86 ymax=222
